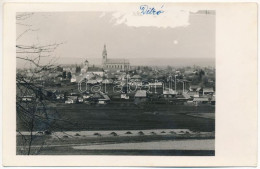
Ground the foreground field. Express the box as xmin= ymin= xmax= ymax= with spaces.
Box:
xmin=17 ymin=129 xmax=214 ymax=155
xmin=17 ymin=103 xmax=215 ymax=155
xmin=17 ymin=103 xmax=215 ymax=132
xmin=57 ymin=103 xmax=215 ymax=132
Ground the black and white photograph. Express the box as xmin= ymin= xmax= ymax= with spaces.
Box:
xmin=2 ymin=1 xmax=258 ymax=167
xmin=15 ymin=7 xmax=216 ymax=156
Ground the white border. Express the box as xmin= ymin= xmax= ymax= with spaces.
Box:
xmin=1 ymin=1 xmax=258 ymax=168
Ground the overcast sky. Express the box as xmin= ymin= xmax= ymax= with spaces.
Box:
xmin=17 ymin=10 xmax=215 ymax=66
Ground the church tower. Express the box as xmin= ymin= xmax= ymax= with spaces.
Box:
xmin=102 ymin=44 xmax=107 ymax=67
xmin=84 ymin=59 xmax=89 ymax=69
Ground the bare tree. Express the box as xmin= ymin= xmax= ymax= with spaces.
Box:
xmin=16 ymin=13 xmax=67 ymax=155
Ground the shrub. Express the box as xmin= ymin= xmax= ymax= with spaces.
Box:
xmin=93 ymin=133 xmax=101 ymax=136
xmin=150 ymin=131 xmax=156 ymax=135
xmin=138 ymin=131 xmax=144 ymax=135
xmin=110 ymin=132 xmax=118 ymax=136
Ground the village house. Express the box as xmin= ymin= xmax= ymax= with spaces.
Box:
xmin=102 ymin=79 xmax=113 ymax=84
xmin=203 ymin=87 xmax=214 ymax=96
xmin=134 ymin=90 xmax=147 ymax=104
xmin=131 ymin=75 xmax=142 ymax=81
xmin=98 ymin=93 xmax=111 ymax=104
xmin=87 ymin=67 xmax=104 ymax=77
xmin=193 ymin=97 xmax=210 ymax=106
xmin=121 ymin=93 xmax=130 ymax=99
xmin=135 ymin=90 xmax=147 ymax=98
xmin=189 ymin=85 xmax=201 ymax=92
xmin=87 ymin=79 xmax=98 ymax=85
xmin=148 ymin=81 xmax=163 ymax=88
xmin=163 ymin=89 xmax=177 ymax=98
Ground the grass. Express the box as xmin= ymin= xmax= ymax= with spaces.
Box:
xmin=17 ymin=103 xmax=215 ymax=132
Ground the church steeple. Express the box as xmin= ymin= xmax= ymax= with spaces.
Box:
xmin=103 ymin=44 xmax=107 ymax=56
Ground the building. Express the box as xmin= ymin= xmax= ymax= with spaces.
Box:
xmin=193 ymin=97 xmax=209 ymax=106
xmin=87 ymin=67 xmax=104 ymax=77
xmin=102 ymin=44 xmax=130 ymax=71
xmin=163 ymin=89 xmax=177 ymax=98
xmin=135 ymin=90 xmax=147 ymax=98
xmin=189 ymin=85 xmax=201 ymax=92
xmin=148 ymin=82 xmax=163 ymax=88
xmin=131 ymin=75 xmax=142 ymax=81
xmin=203 ymin=87 xmax=214 ymax=96
xmin=81 ymin=59 xmax=89 ymax=73
xmin=134 ymin=90 xmax=147 ymax=104
xmin=121 ymin=93 xmax=129 ymax=99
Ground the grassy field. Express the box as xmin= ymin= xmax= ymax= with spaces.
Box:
xmin=16 ymin=102 xmax=215 ymax=155
xmin=17 ymin=132 xmax=215 ymax=155
xmin=17 ymin=103 xmax=215 ymax=132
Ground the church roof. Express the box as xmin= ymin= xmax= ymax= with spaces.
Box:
xmin=88 ymin=67 xmax=104 ymax=72
xmin=106 ymin=59 xmax=130 ymax=64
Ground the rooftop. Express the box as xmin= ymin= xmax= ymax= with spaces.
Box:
xmin=203 ymin=88 xmax=214 ymax=92
xmin=106 ymin=59 xmax=130 ymax=64
xmin=135 ymin=90 xmax=147 ymax=97
xmin=88 ymin=67 xmax=104 ymax=72
xmin=132 ymin=75 xmax=142 ymax=79
xmin=193 ymin=97 xmax=209 ymax=102
xmin=163 ymin=89 xmax=177 ymax=95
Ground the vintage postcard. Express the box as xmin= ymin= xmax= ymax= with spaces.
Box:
xmin=2 ymin=2 xmax=258 ymax=167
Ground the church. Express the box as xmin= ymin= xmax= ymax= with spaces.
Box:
xmin=102 ymin=44 xmax=130 ymax=71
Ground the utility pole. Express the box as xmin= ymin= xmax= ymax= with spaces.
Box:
xmin=182 ymin=81 xmax=184 ymax=93
xmin=175 ymin=75 xmax=178 ymax=92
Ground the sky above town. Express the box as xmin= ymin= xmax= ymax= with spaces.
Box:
xmin=16 ymin=9 xmax=215 ymax=67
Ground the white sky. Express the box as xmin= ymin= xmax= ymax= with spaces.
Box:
xmin=16 ymin=10 xmax=215 ymax=66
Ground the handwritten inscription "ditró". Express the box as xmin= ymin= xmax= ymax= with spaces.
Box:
xmin=139 ymin=5 xmax=165 ymax=15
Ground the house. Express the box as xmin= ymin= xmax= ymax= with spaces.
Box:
xmin=87 ymin=79 xmax=98 ymax=85
xmin=186 ymin=91 xmax=200 ymax=98
xmin=148 ymin=82 xmax=163 ymax=88
xmin=121 ymin=93 xmax=129 ymax=99
xmin=135 ymin=90 xmax=147 ymax=98
xmin=189 ymin=85 xmax=201 ymax=92
xmin=163 ymin=89 xmax=177 ymax=98
xmin=106 ymin=74 xmax=117 ymax=80
xmin=83 ymin=72 xmax=95 ymax=80
xmin=134 ymin=90 xmax=147 ymax=104
xmin=96 ymin=77 xmax=103 ymax=83
xmin=102 ymin=79 xmax=113 ymax=84
xmin=87 ymin=67 xmax=104 ymax=77
xmin=98 ymin=94 xmax=111 ymax=104
xmin=82 ymin=94 xmax=90 ymax=100
xmin=66 ymin=95 xmax=78 ymax=103
xmin=193 ymin=97 xmax=209 ymax=106
xmin=129 ymin=80 xmax=142 ymax=87
xmin=78 ymin=96 xmax=84 ymax=103
xmin=203 ymin=88 xmax=214 ymax=96
xmin=55 ymin=93 xmax=64 ymax=100
xmin=182 ymin=92 xmax=191 ymax=99
xmin=21 ymin=96 xmax=34 ymax=102
xmin=65 ymin=99 xmax=74 ymax=104
xmin=131 ymin=75 xmax=142 ymax=81
xmin=71 ymin=75 xmax=84 ymax=83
